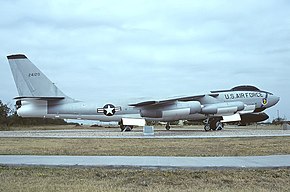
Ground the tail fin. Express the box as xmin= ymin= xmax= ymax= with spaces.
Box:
xmin=7 ymin=54 xmax=68 ymax=99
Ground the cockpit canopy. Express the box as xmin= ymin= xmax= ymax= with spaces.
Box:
xmin=211 ymin=85 xmax=273 ymax=95
xmin=230 ymin=85 xmax=261 ymax=91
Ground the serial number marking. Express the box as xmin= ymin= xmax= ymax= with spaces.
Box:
xmin=225 ymin=92 xmax=264 ymax=100
xmin=28 ymin=73 xmax=40 ymax=77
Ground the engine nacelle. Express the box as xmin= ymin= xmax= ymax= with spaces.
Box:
xmin=176 ymin=101 xmax=202 ymax=114
xmin=202 ymin=101 xmax=245 ymax=115
xmin=140 ymin=110 xmax=162 ymax=118
xmin=140 ymin=101 xmax=202 ymax=119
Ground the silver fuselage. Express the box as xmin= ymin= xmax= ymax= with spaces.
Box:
xmin=17 ymin=90 xmax=279 ymax=122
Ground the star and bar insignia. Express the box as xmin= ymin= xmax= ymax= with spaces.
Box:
xmin=97 ymin=104 xmax=121 ymax=116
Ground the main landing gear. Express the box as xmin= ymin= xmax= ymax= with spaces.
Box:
xmin=165 ymin=122 xmax=171 ymax=130
xmin=204 ymin=118 xmax=223 ymax=132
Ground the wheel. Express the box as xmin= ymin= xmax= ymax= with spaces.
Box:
xmin=210 ymin=120 xmax=217 ymax=130
xmin=124 ymin=125 xmax=133 ymax=132
xmin=210 ymin=119 xmax=223 ymax=131
xmin=120 ymin=125 xmax=133 ymax=132
xmin=120 ymin=124 xmax=124 ymax=132
xmin=216 ymin=122 xmax=223 ymax=130
xmin=204 ymin=124 xmax=211 ymax=131
xmin=165 ymin=123 xmax=171 ymax=130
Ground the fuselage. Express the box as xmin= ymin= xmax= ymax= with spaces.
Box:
xmin=17 ymin=89 xmax=279 ymax=123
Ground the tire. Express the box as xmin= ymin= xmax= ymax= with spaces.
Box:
xmin=124 ymin=126 xmax=133 ymax=132
xmin=216 ymin=122 xmax=223 ymax=130
xmin=210 ymin=119 xmax=223 ymax=131
xmin=210 ymin=120 xmax=218 ymax=131
xmin=165 ymin=123 xmax=170 ymax=130
xmin=204 ymin=124 xmax=211 ymax=131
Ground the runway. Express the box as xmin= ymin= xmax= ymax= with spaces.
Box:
xmin=1 ymin=129 xmax=290 ymax=139
xmin=0 ymin=155 xmax=289 ymax=169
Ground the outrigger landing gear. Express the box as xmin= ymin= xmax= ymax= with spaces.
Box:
xmin=120 ymin=125 xmax=133 ymax=132
xmin=165 ymin=122 xmax=171 ymax=130
xmin=120 ymin=122 xmax=133 ymax=132
xmin=204 ymin=118 xmax=223 ymax=131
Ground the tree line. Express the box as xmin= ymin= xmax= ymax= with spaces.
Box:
xmin=0 ymin=100 xmax=68 ymax=130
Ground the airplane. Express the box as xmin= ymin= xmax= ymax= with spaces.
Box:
xmin=7 ymin=54 xmax=280 ymax=131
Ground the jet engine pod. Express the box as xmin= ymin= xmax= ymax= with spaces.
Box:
xmin=140 ymin=110 xmax=162 ymax=118
xmin=176 ymin=101 xmax=201 ymax=114
xmin=202 ymin=101 xmax=245 ymax=115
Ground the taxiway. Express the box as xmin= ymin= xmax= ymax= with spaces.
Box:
xmin=0 ymin=155 xmax=289 ymax=169
xmin=0 ymin=128 xmax=290 ymax=139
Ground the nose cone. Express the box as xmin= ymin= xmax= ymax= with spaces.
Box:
xmin=269 ymin=95 xmax=280 ymax=107
xmin=273 ymin=96 xmax=280 ymax=105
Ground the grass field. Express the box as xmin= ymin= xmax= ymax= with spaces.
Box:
xmin=1 ymin=166 xmax=290 ymax=192
xmin=1 ymin=125 xmax=289 ymax=191
xmin=0 ymin=137 xmax=290 ymax=156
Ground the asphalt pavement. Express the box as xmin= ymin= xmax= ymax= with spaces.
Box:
xmin=1 ymin=129 xmax=290 ymax=139
xmin=1 ymin=155 xmax=289 ymax=169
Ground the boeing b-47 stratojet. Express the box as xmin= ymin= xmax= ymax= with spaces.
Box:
xmin=7 ymin=54 xmax=280 ymax=131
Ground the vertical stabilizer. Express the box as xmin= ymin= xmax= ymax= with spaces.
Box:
xmin=7 ymin=54 xmax=68 ymax=98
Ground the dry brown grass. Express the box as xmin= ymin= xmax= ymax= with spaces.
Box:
xmin=0 ymin=137 xmax=290 ymax=156
xmin=6 ymin=125 xmax=88 ymax=131
xmin=0 ymin=166 xmax=289 ymax=192
xmin=1 ymin=126 xmax=289 ymax=191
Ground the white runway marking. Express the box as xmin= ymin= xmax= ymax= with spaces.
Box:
xmin=0 ymin=155 xmax=289 ymax=169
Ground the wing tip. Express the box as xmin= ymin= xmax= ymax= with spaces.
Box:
xmin=7 ymin=54 xmax=27 ymax=60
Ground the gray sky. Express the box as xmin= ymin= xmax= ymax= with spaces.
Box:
xmin=0 ymin=0 xmax=289 ymax=120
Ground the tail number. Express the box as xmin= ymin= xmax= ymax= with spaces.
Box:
xmin=28 ymin=73 xmax=40 ymax=77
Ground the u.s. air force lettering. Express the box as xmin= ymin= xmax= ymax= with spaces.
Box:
xmin=97 ymin=104 xmax=121 ymax=116
xmin=225 ymin=92 xmax=264 ymax=100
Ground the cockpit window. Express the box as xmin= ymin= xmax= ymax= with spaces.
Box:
xmin=211 ymin=85 xmax=274 ymax=94
xmin=231 ymin=86 xmax=260 ymax=91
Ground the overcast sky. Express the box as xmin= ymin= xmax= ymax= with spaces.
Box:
xmin=0 ymin=0 xmax=289 ymax=120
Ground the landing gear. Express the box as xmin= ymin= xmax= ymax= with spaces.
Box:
xmin=120 ymin=125 xmax=133 ymax=132
xmin=165 ymin=122 xmax=171 ymax=130
xmin=204 ymin=118 xmax=223 ymax=131
xmin=204 ymin=124 xmax=211 ymax=131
